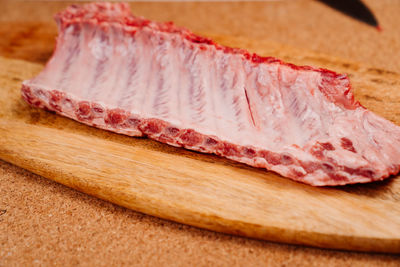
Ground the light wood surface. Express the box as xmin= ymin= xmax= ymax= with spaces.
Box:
xmin=1 ymin=32 xmax=400 ymax=252
xmin=2 ymin=1 xmax=400 ymax=265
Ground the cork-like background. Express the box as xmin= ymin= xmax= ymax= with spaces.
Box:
xmin=1 ymin=1 xmax=400 ymax=265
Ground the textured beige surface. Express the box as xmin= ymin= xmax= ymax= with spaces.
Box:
xmin=2 ymin=160 xmax=400 ymax=266
xmin=1 ymin=1 xmax=400 ymax=265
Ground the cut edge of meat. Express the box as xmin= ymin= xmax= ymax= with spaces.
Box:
xmin=20 ymin=83 xmax=399 ymax=186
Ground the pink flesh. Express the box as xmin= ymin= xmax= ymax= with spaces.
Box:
xmin=21 ymin=3 xmax=400 ymax=186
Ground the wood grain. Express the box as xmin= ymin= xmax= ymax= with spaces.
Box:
xmin=1 ymin=34 xmax=400 ymax=253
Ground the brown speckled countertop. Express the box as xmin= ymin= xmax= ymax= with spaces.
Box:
xmin=1 ymin=1 xmax=400 ymax=266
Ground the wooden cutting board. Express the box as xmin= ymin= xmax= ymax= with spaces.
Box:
xmin=1 ymin=35 xmax=400 ymax=254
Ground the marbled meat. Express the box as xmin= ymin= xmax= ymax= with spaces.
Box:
xmin=21 ymin=2 xmax=400 ymax=186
